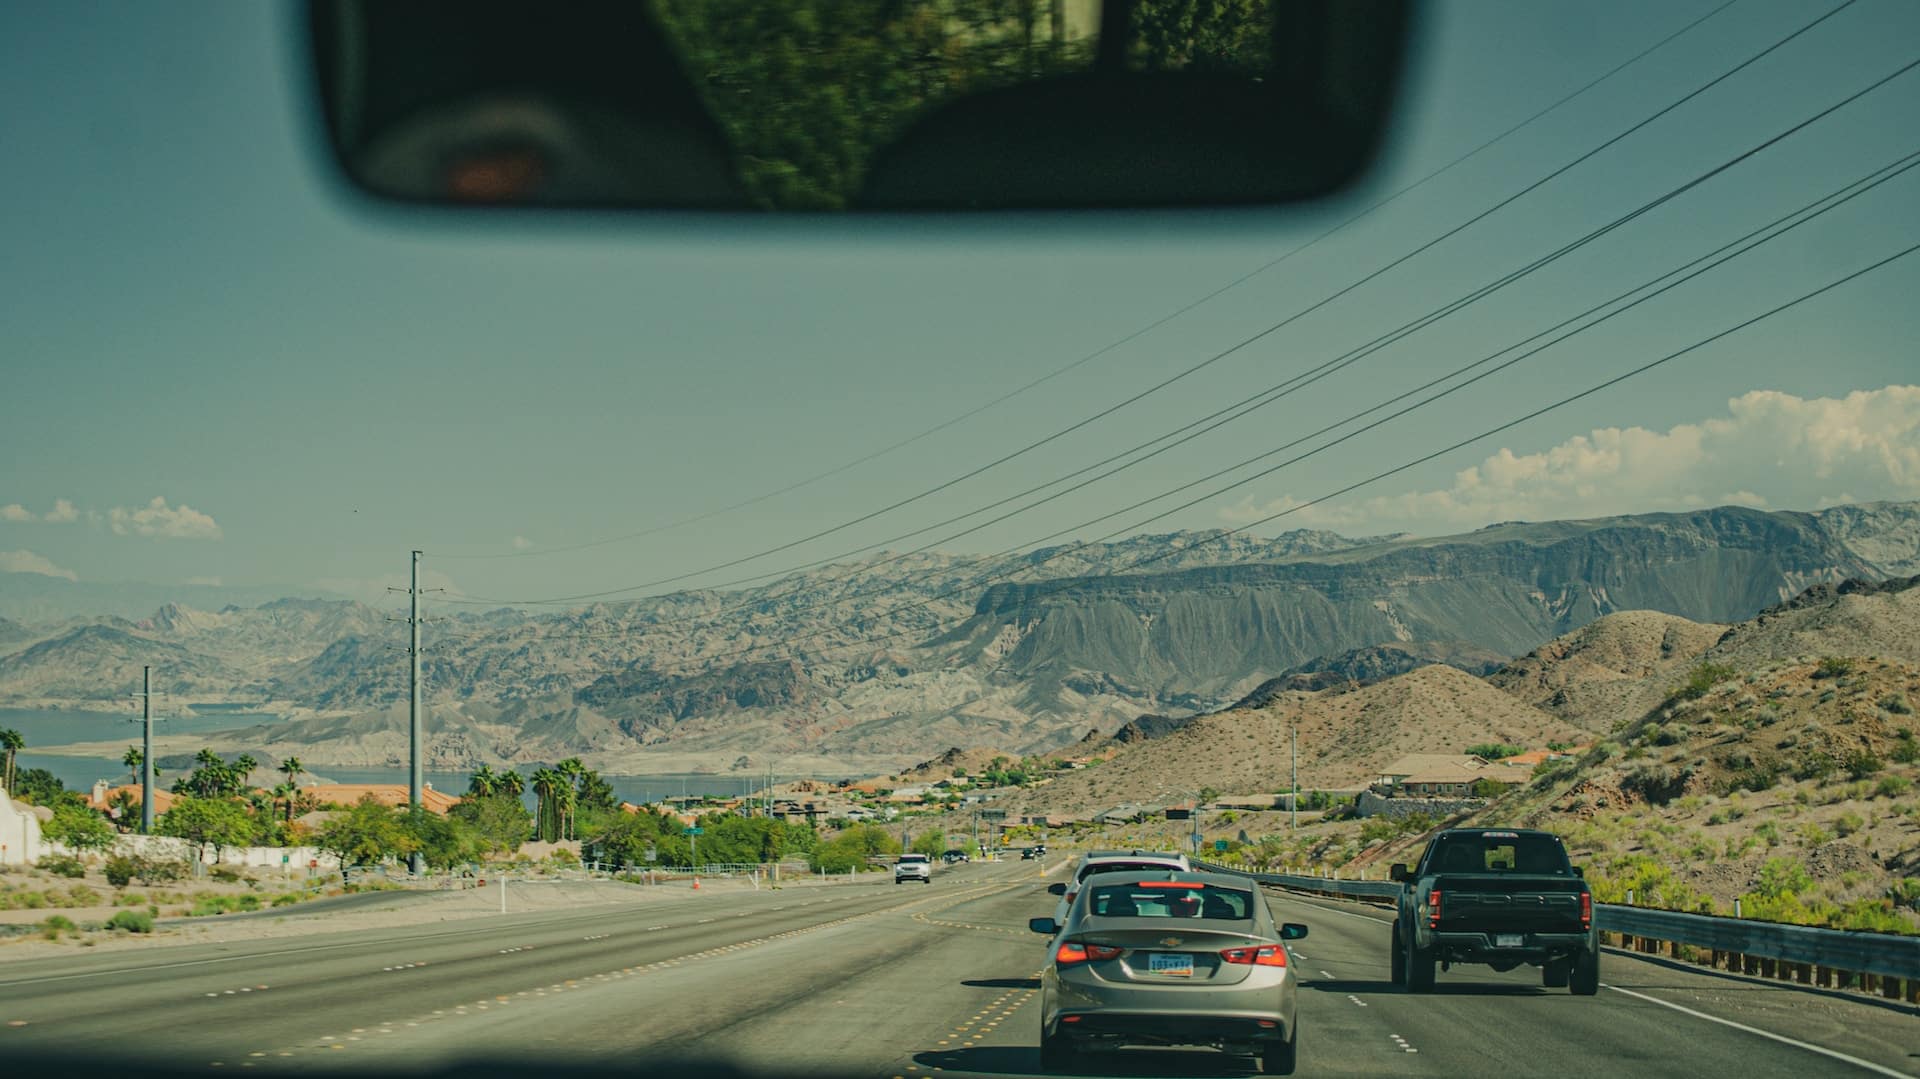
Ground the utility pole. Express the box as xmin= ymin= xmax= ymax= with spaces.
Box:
xmin=139 ymin=666 xmax=156 ymax=834
xmin=408 ymin=550 xmax=424 ymax=875
xmin=1290 ymin=715 xmax=1298 ymax=831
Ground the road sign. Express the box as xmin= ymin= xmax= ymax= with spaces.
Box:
xmin=1214 ymin=839 xmax=1229 ymax=852
xmin=645 ymin=847 xmax=658 ymax=862
xmin=685 ymin=826 xmax=703 ymax=835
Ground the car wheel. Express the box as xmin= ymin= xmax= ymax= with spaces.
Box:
xmin=1389 ymin=924 xmax=1406 ymax=984
xmin=1260 ymin=1026 xmax=1298 ymax=1075
xmin=1570 ymin=947 xmax=1600 ymax=996
xmin=1039 ymin=1028 xmax=1076 ymax=1072
xmin=1406 ymin=936 xmax=1436 ymax=993
xmin=1542 ymin=958 xmax=1570 ymax=988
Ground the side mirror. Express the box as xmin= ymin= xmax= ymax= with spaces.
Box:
xmin=1571 ymin=866 xmax=1584 ymax=878
xmin=1028 ymin=918 xmax=1059 ymax=936
xmin=1279 ymin=923 xmax=1309 ymax=941
xmin=1047 ymin=883 xmax=1067 ymax=896
xmin=1389 ymin=863 xmax=1411 ymax=882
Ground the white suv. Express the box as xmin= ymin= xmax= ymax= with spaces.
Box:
xmin=894 ymin=853 xmax=933 ymax=884
xmin=1048 ymin=850 xmax=1190 ymax=925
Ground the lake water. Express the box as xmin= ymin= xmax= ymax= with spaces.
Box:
xmin=2 ymin=708 xmax=813 ymax=805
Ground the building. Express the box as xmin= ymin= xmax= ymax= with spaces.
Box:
xmin=303 ymin=784 xmax=462 ymax=815
xmin=1375 ymin=754 xmax=1492 ymax=794
xmin=85 ymin=781 xmax=179 ymax=820
xmin=1 ymin=785 xmax=49 ymax=865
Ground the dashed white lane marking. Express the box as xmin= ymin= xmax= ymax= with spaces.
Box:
xmin=1603 ymin=984 xmax=1908 ymax=1078
xmin=1391 ymin=1034 xmax=1417 ymax=1054
xmin=646 ymin=925 xmax=668 ymax=931
xmin=382 ymin=963 xmax=427 ymax=971
xmin=1320 ymin=969 xmax=1333 ymax=978
xmin=697 ymin=918 xmax=715 ymax=924
xmin=1347 ymin=994 xmax=1368 ymax=1008
xmin=205 ymin=985 xmax=271 ymax=998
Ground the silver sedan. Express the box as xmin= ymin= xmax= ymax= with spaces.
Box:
xmin=1028 ymin=870 xmax=1306 ymax=1074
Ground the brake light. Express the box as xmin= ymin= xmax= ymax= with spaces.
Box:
xmin=1221 ymin=945 xmax=1288 ymax=967
xmin=1055 ymin=941 xmax=1123 ymax=965
xmin=1579 ymin=891 xmax=1592 ymax=930
xmin=1138 ymin=881 xmax=1205 ymax=889
xmin=1427 ymin=889 xmax=1442 ymax=929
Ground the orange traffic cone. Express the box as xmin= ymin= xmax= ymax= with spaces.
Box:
xmin=692 ymin=877 xmax=700 ymax=890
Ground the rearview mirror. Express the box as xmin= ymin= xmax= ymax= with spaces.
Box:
xmin=1279 ymin=923 xmax=1309 ymax=941
xmin=1389 ymin=863 xmax=1411 ymax=882
xmin=1047 ymin=883 xmax=1067 ymax=896
xmin=1028 ymin=918 xmax=1059 ymax=936
xmin=306 ymin=0 xmax=1410 ymax=211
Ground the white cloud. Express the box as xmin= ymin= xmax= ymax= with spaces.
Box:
xmin=0 ymin=498 xmax=80 ymax=524
xmin=108 ymin=497 xmax=223 ymax=540
xmin=1220 ymin=385 xmax=1920 ymax=535
xmin=185 ymin=576 xmax=223 ymax=587
xmin=510 ymin=535 xmax=534 ymax=550
xmin=0 ymin=549 xmax=78 ymax=581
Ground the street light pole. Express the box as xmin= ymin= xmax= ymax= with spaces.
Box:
xmin=1290 ymin=715 xmax=1298 ymax=831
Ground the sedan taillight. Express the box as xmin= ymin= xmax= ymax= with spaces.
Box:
xmin=1220 ymin=945 xmax=1288 ymax=967
xmin=1056 ymin=941 xmax=1123 ymax=966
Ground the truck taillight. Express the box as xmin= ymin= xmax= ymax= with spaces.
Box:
xmin=1221 ymin=945 xmax=1287 ymax=967
xmin=1580 ymin=891 xmax=1592 ymax=930
xmin=1427 ymin=889 xmax=1442 ymax=929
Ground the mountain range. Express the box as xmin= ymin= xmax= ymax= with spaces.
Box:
xmin=4 ymin=501 xmax=1917 ymax=775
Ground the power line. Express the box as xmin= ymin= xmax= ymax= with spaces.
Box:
xmin=443 ymin=33 xmax=1896 ymax=612
xmin=425 ymin=0 xmax=1823 ymax=584
xmin=430 ymin=154 xmax=1918 ymax=668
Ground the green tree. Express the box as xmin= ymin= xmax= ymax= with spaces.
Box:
xmin=158 ymin=795 xmax=256 ymax=864
xmin=466 ymin=764 xmax=500 ymax=799
xmin=406 ymin=809 xmax=482 ymax=871
xmin=1 ymin=727 xmax=23 ymax=793
xmin=317 ymin=795 xmax=419 ymax=868
xmin=45 ymin=800 xmax=116 ymax=851
xmin=808 ymin=823 xmax=900 ymax=872
xmin=12 ymin=767 xmax=68 ymax=806
xmin=911 ymin=830 xmax=947 ymax=857
xmin=449 ymin=792 xmax=535 ymax=854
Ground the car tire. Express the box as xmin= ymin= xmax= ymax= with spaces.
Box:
xmin=1570 ymin=947 xmax=1600 ymax=995
xmin=1039 ymin=1028 xmax=1076 ymax=1072
xmin=1406 ymin=936 xmax=1436 ymax=993
xmin=1389 ymin=924 xmax=1406 ymax=984
xmin=1542 ymin=959 xmax=1570 ymax=988
xmin=1261 ymin=1028 xmax=1298 ymax=1075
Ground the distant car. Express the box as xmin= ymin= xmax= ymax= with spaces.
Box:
xmin=1049 ymin=850 xmax=1192 ymax=928
xmin=894 ymin=853 xmax=933 ymax=884
xmin=1020 ymin=847 xmax=1042 ymax=860
xmin=940 ymin=849 xmax=970 ymax=864
xmin=1028 ymin=870 xmax=1306 ymax=1074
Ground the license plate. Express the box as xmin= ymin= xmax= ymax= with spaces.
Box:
xmin=1148 ymin=953 xmax=1194 ymax=977
xmin=1495 ymin=934 xmax=1524 ymax=948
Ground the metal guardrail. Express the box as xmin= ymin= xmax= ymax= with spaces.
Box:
xmin=1193 ymin=859 xmax=1920 ymax=984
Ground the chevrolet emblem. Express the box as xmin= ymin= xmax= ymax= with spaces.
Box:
xmin=1159 ymin=937 xmax=1183 ymax=948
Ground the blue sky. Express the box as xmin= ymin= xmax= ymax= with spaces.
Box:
xmin=2 ymin=0 xmax=1917 ymax=607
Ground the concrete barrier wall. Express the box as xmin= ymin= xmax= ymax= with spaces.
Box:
xmin=1355 ymin=790 xmax=1483 ymax=820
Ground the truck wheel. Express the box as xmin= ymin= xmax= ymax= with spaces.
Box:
xmin=1390 ymin=924 xmax=1406 ymax=984
xmin=1406 ymin=937 xmax=1436 ymax=993
xmin=1040 ymin=1027 xmax=1076 ymax=1072
xmin=1542 ymin=959 xmax=1570 ymax=988
xmin=1570 ymin=947 xmax=1600 ymax=996
xmin=1261 ymin=1027 xmax=1298 ymax=1075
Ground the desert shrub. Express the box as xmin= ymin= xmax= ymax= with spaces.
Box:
xmin=1875 ymin=775 xmax=1912 ymax=799
xmin=40 ymin=914 xmax=77 ymax=940
xmin=1465 ymin=743 xmax=1525 ymax=760
xmin=1881 ymin=693 xmax=1914 ymax=716
xmin=1672 ymin=662 xmax=1738 ymax=702
xmin=1723 ymin=763 xmax=1781 ymax=794
xmin=1844 ymin=749 xmax=1884 ymax=780
xmin=270 ymin=892 xmax=305 ymax=908
xmin=1834 ymin=811 xmax=1866 ymax=837
xmin=1796 ymin=822 xmax=1832 ymax=847
xmin=104 ymin=855 xmax=137 ymax=887
xmin=1893 ymin=737 xmax=1920 ymax=764
xmin=106 ymin=909 xmax=154 ymax=933
xmin=207 ymin=865 xmax=245 ymax=884
xmin=1793 ymin=751 xmax=1838 ymax=783
xmin=1890 ymin=878 xmax=1920 ymax=910
xmin=1813 ymin=657 xmax=1854 ymax=679
xmin=1754 ymin=821 xmax=1782 ymax=847
xmin=188 ymin=893 xmax=261 ymax=917
xmin=65 ymin=884 xmax=100 ymax=906
xmin=37 ymin=854 xmax=86 ymax=879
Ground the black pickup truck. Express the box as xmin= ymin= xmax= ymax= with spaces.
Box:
xmin=1389 ymin=828 xmax=1598 ymax=994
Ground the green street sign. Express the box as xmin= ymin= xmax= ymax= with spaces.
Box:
xmin=1214 ymin=840 xmax=1229 ymax=852
xmin=685 ymin=827 xmax=703 ymax=835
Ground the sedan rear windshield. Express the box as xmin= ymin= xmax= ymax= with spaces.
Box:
xmin=1077 ymin=860 xmax=1184 ymax=881
xmin=1088 ymin=883 xmax=1252 ymax=920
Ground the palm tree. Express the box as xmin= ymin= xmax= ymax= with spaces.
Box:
xmin=556 ymin=758 xmax=586 ymax=839
xmin=495 ymin=769 xmax=525 ymax=798
xmin=530 ymin=768 xmax=562 ymax=842
xmin=122 ymin=746 xmax=143 ymax=783
xmin=233 ymin=754 xmax=259 ymax=793
xmin=272 ymin=781 xmax=298 ymax=822
xmin=1 ymin=728 xmax=24 ymax=793
xmin=277 ymin=755 xmax=306 ymax=791
xmin=467 ymin=764 xmax=498 ymax=799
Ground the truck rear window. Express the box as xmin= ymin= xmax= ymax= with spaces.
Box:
xmin=1088 ymin=883 xmax=1252 ymax=920
xmin=1427 ymin=834 xmax=1572 ymax=875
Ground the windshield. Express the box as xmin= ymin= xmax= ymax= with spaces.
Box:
xmin=1089 ymin=882 xmax=1253 ymax=920
xmin=4 ymin=2 xmax=1917 ymax=1077
xmin=1427 ymin=834 xmax=1574 ymax=876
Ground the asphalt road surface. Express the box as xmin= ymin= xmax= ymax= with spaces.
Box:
xmin=0 ymin=859 xmax=1914 ymax=1078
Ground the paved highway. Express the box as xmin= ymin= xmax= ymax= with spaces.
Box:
xmin=0 ymin=859 xmax=1913 ymax=1077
